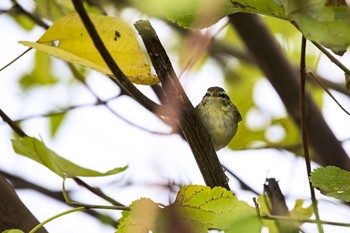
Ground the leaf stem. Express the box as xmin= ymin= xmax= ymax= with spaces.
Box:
xmin=73 ymin=177 xmax=125 ymax=207
xmin=0 ymin=48 xmax=32 ymax=72
xmin=261 ymin=214 xmax=350 ymax=227
xmin=312 ymin=41 xmax=350 ymax=77
xmin=307 ymin=71 xmax=350 ymax=115
xmin=62 ymin=178 xmax=130 ymax=210
xmin=29 ymin=207 xmax=86 ymax=233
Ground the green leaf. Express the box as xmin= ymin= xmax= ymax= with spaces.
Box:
xmin=34 ymin=0 xmax=102 ymax=21
xmin=117 ymin=198 xmax=161 ymax=233
xmin=174 ymin=185 xmax=261 ymax=232
xmin=19 ymin=51 xmax=58 ymax=90
xmin=310 ymin=166 xmax=350 ymax=202
xmin=11 ymin=13 xmax=36 ymax=31
xmin=117 ymin=185 xmax=261 ymax=233
xmin=49 ymin=113 xmax=66 ymax=138
xmin=257 ymin=195 xmax=313 ymax=232
xmin=19 ymin=13 xmax=159 ymax=85
xmin=138 ymin=0 xmax=285 ymax=29
xmin=230 ymin=0 xmax=285 ymax=19
xmin=154 ymin=0 xmax=235 ymax=29
xmin=144 ymin=0 xmax=350 ymax=52
xmin=263 ymin=16 xmax=322 ymax=69
xmin=257 ymin=195 xmax=278 ymax=233
xmin=290 ymin=199 xmax=313 ymax=220
xmin=284 ymin=0 xmax=350 ymax=54
xmin=2 ymin=230 xmax=25 ymax=233
xmin=12 ymin=136 xmax=127 ymax=178
xmin=34 ymin=0 xmax=75 ymax=21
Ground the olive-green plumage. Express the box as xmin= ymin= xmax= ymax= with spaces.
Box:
xmin=196 ymin=86 xmax=242 ymax=151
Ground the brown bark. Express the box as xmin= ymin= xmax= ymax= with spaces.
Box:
xmin=0 ymin=176 xmax=48 ymax=233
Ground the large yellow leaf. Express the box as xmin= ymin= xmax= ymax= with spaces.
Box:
xmin=19 ymin=13 xmax=159 ymax=85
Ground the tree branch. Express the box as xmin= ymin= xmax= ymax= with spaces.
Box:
xmin=0 ymin=109 xmax=27 ymax=137
xmin=71 ymin=0 xmax=173 ymax=118
xmin=0 ymin=176 xmax=48 ymax=233
xmin=134 ymin=20 xmax=230 ymax=189
xmin=229 ymin=13 xmax=350 ymax=170
xmin=0 ymin=170 xmax=119 ymax=227
xmin=70 ymin=0 xmax=229 ymax=189
xmin=300 ymin=37 xmax=323 ymax=232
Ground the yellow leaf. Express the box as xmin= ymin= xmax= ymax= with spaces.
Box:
xmin=19 ymin=13 xmax=159 ymax=85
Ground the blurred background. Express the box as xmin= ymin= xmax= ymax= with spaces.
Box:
xmin=1 ymin=0 xmax=350 ymax=232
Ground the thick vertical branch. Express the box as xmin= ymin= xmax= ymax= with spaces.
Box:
xmin=135 ymin=20 xmax=230 ymax=189
xmin=229 ymin=13 xmax=350 ymax=170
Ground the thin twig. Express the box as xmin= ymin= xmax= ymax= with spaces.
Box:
xmin=221 ymin=163 xmax=259 ymax=195
xmin=9 ymin=99 xmax=113 ymax=123
xmin=261 ymin=215 xmax=350 ymax=228
xmin=230 ymin=14 xmax=350 ymax=170
xmin=63 ymin=178 xmax=129 ymax=212
xmin=307 ymin=71 xmax=350 ymax=115
xmin=68 ymin=201 xmax=129 ymax=210
xmin=312 ymin=41 xmax=350 ymax=77
xmin=300 ymin=36 xmax=323 ymax=233
xmin=1 ymin=170 xmax=66 ymax=201
xmin=175 ymin=23 xmax=349 ymax=99
xmin=1 ymin=170 xmax=119 ymax=227
xmin=67 ymin=64 xmax=172 ymax=135
xmin=248 ymin=143 xmax=303 ymax=153
xmin=253 ymin=197 xmax=261 ymax=218
xmin=0 ymin=109 xmax=27 ymax=137
xmin=291 ymin=21 xmax=350 ymax=78
xmin=11 ymin=0 xmax=49 ymax=29
xmin=0 ymin=48 xmax=171 ymax=136
xmin=71 ymin=0 xmax=172 ymax=118
xmin=0 ymin=48 xmax=32 ymax=72
xmin=309 ymin=75 xmax=350 ymax=97
xmin=73 ymin=177 xmax=125 ymax=207
xmin=9 ymin=101 xmax=171 ymax=135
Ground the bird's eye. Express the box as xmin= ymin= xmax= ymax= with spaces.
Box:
xmin=219 ymin=93 xmax=228 ymax=98
xmin=204 ymin=92 xmax=211 ymax=97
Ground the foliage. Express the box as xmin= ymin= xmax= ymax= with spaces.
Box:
xmin=134 ymin=0 xmax=284 ymax=28
xmin=257 ymin=195 xmax=313 ymax=232
xmin=118 ymin=185 xmax=261 ymax=233
xmin=218 ymin=14 xmax=322 ymax=150
xmin=310 ymin=166 xmax=350 ymax=202
xmin=12 ymin=136 xmax=127 ymax=178
xmin=19 ymin=50 xmax=58 ymax=89
xmin=141 ymin=0 xmax=350 ymax=53
xmin=284 ymin=0 xmax=350 ymax=54
xmin=19 ymin=13 xmax=159 ymax=85
xmin=1 ymin=230 xmax=24 ymax=233
xmin=1 ymin=0 xmax=350 ymax=232
xmin=224 ymin=63 xmax=302 ymax=149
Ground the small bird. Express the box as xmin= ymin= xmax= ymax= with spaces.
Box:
xmin=196 ymin=86 xmax=242 ymax=151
